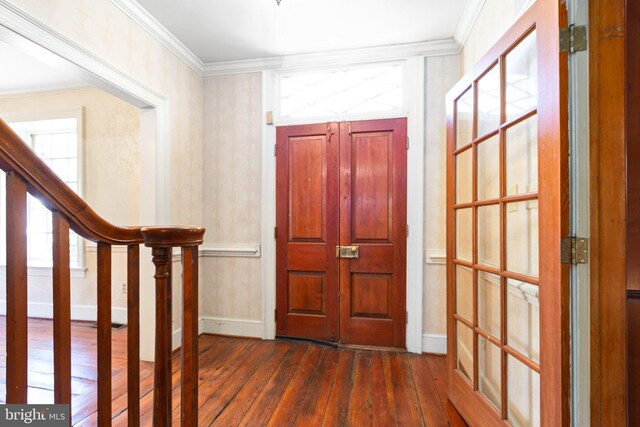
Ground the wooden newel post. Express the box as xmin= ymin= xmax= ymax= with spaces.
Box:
xmin=141 ymin=226 xmax=205 ymax=427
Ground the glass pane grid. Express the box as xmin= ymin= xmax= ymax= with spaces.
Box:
xmin=456 ymin=87 xmax=474 ymax=149
xmin=451 ymin=30 xmax=540 ymax=423
xmin=27 ymin=130 xmax=81 ymax=267
xmin=456 ymin=321 xmax=475 ymax=384
xmin=477 ymin=63 xmax=501 ymax=138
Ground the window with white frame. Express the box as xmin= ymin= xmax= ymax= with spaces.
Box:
xmin=277 ymin=63 xmax=404 ymax=121
xmin=1 ymin=116 xmax=83 ymax=269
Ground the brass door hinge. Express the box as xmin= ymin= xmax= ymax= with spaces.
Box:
xmin=406 ymin=137 xmax=409 ymax=150
xmin=266 ymin=111 xmax=274 ymax=125
xmin=560 ymin=25 xmax=587 ymax=53
xmin=274 ymin=226 xmax=278 ymax=239
xmin=561 ymin=236 xmax=589 ymax=264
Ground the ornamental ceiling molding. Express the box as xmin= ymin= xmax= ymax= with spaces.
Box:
xmin=111 ymin=0 xmax=486 ymax=77
xmin=110 ymin=0 xmax=205 ymax=74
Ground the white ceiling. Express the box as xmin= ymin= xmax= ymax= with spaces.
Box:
xmin=134 ymin=0 xmax=471 ymax=63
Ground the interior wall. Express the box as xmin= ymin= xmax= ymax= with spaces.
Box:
xmin=423 ymin=54 xmax=461 ymax=344
xmin=461 ymin=0 xmax=532 ymax=73
xmin=201 ymin=73 xmax=263 ymax=333
xmin=199 ymin=63 xmax=466 ymax=347
xmin=0 ymin=87 xmax=140 ymax=322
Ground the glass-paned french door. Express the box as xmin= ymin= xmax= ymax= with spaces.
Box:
xmin=446 ymin=0 xmax=570 ymax=425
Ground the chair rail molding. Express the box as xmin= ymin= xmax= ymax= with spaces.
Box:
xmin=199 ymin=244 xmax=261 ymax=258
xmin=425 ymin=249 xmax=447 ymax=265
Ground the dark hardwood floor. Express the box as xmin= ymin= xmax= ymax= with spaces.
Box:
xmin=0 ymin=317 xmax=467 ymax=426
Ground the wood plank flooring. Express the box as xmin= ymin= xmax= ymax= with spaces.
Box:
xmin=0 ymin=317 xmax=467 ymax=426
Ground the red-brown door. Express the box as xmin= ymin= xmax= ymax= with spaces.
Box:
xmin=446 ymin=0 xmax=569 ymax=425
xmin=276 ymin=123 xmax=340 ymax=342
xmin=276 ymin=118 xmax=407 ymax=348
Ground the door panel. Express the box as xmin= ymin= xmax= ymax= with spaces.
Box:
xmin=351 ymin=133 xmax=393 ymax=242
xmin=446 ymin=0 xmax=568 ymax=425
xmin=276 ymin=123 xmax=339 ymax=342
xmin=289 ymin=136 xmax=325 ymax=240
xmin=340 ymin=119 xmax=407 ymax=348
xmin=276 ymin=118 xmax=407 ymax=348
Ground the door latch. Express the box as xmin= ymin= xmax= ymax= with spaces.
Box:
xmin=336 ymin=245 xmax=359 ymax=258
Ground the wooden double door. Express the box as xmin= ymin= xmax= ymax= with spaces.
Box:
xmin=275 ymin=118 xmax=407 ymax=348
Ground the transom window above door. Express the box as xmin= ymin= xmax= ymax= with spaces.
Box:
xmin=277 ymin=63 xmax=404 ymax=121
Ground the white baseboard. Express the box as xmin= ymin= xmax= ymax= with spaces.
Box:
xmin=422 ymin=333 xmax=447 ymax=354
xmin=172 ymin=327 xmax=181 ymax=351
xmin=0 ymin=300 xmax=127 ymax=324
xmin=200 ymin=316 xmax=262 ymax=338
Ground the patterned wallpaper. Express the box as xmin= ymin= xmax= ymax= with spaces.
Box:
xmin=201 ymin=73 xmax=263 ymax=321
xmin=461 ymin=0 xmax=528 ymax=73
xmin=423 ymin=55 xmax=461 ymax=335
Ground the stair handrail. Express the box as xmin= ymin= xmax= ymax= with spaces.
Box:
xmin=0 ymin=117 xmax=203 ymax=426
xmin=0 ymin=119 xmax=144 ymax=244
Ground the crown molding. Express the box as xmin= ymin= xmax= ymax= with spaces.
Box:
xmin=203 ymin=39 xmax=460 ymax=76
xmin=110 ymin=0 xmax=205 ymax=74
xmin=111 ymin=0 xmax=463 ymax=77
xmin=453 ymin=0 xmax=486 ymax=47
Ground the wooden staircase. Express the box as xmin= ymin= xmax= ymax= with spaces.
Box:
xmin=0 ymin=118 xmax=204 ymax=426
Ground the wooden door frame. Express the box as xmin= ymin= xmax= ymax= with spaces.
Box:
xmin=588 ymin=0 xmax=630 ymax=424
xmin=627 ymin=0 xmax=640 ymax=424
xmin=260 ymin=58 xmax=426 ymax=353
